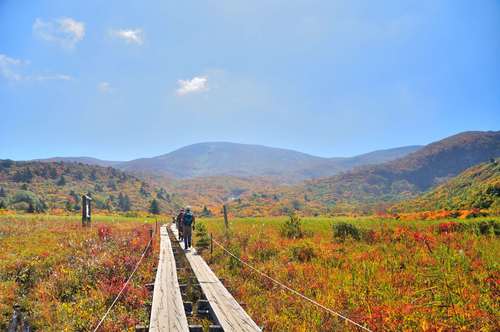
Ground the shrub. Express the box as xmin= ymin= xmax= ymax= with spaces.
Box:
xmin=97 ymin=225 xmax=112 ymax=241
xmin=227 ymin=244 xmax=242 ymax=273
xmin=195 ymin=223 xmax=211 ymax=254
xmin=333 ymin=222 xmax=360 ymax=241
xmin=289 ymin=241 xmax=316 ymax=262
xmin=362 ymin=229 xmax=380 ymax=243
xmin=11 ymin=190 xmax=47 ymax=212
xmin=148 ymin=199 xmax=160 ymax=215
xmin=475 ymin=220 xmax=500 ymax=236
xmin=253 ymin=240 xmax=278 ymax=262
xmin=280 ymin=213 xmax=303 ymax=239
xmin=438 ymin=222 xmax=464 ymax=234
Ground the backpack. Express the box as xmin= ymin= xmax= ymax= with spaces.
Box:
xmin=183 ymin=212 xmax=194 ymax=226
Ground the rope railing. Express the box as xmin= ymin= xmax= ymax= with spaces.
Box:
xmin=212 ymin=238 xmax=373 ymax=332
xmin=92 ymin=236 xmax=153 ymax=332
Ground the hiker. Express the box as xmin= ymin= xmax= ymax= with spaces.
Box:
xmin=182 ymin=206 xmax=195 ymax=250
xmin=176 ymin=208 xmax=185 ymax=241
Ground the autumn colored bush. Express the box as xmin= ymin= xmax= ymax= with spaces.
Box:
xmin=201 ymin=215 xmax=500 ymax=331
xmin=0 ymin=214 xmax=158 ymax=331
xmin=288 ymin=241 xmax=316 ymax=262
xmin=437 ymin=221 xmax=463 ymax=234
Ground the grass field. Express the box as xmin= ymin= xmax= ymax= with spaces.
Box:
xmin=1 ymin=214 xmax=498 ymax=331
xmin=0 ymin=214 xmax=161 ymax=331
xmin=198 ymin=216 xmax=500 ymax=331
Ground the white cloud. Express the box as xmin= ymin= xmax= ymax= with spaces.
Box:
xmin=110 ymin=29 xmax=144 ymax=45
xmin=0 ymin=54 xmax=24 ymax=81
xmin=0 ymin=53 xmax=72 ymax=82
xmin=35 ymin=74 xmax=72 ymax=81
xmin=176 ymin=76 xmax=209 ymax=96
xmin=33 ymin=17 xmax=85 ymax=49
xmin=98 ymin=81 xmax=112 ymax=93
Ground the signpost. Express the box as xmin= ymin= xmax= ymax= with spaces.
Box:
xmin=82 ymin=194 xmax=92 ymax=227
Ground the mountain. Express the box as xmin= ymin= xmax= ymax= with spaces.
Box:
xmin=297 ymin=131 xmax=500 ymax=207
xmin=336 ymin=145 xmax=423 ymax=169
xmin=393 ymin=159 xmax=500 ymax=212
xmin=116 ymin=142 xmax=422 ymax=181
xmin=31 ymin=143 xmax=421 ymax=182
xmin=0 ymin=160 xmax=181 ymax=213
xmin=224 ymin=131 xmax=500 ymax=216
xmin=34 ymin=157 xmax=121 ymax=168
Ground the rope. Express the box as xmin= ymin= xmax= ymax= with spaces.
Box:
xmin=212 ymin=238 xmax=372 ymax=332
xmin=92 ymin=237 xmax=153 ymax=332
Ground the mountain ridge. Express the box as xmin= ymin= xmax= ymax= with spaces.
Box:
xmin=33 ymin=142 xmax=422 ymax=182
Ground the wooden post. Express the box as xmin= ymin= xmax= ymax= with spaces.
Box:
xmin=223 ymin=205 xmax=229 ymax=239
xmin=210 ymin=233 xmax=213 ymax=257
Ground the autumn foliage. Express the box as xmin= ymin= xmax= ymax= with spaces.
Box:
xmin=0 ymin=215 xmax=158 ymax=331
xmin=201 ymin=216 xmax=500 ymax=331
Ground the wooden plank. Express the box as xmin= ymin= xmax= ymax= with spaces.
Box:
xmin=171 ymin=224 xmax=261 ymax=332
xmin=149 ymin=226 xmax=189 ymax=332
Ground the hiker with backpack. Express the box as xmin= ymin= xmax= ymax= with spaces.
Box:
xmin=176 ymin=208 xmax=185 ymax=241
xmin=182 ymin=206 xmax=195 ymax=250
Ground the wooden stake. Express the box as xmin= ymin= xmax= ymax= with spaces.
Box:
xmin=223 ymin=205 xmax=229 ymax=239
xmin=210 ymin=233 xmax=213 ymax=257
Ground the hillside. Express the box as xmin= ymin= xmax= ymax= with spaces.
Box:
xmin=225 ymin=131 xmax=500 ymax=215
xmin=393 ymin=159 xmax=500 ymax=212
xmin=116 ymin=142 xmax=422 ymax=181
xmin=35 ymin=157 xmax=121 ymax=168
xmin=335 ymin=145 xmax=422 ymax=169
xmin=0 ymin=160 xmax=181 ymax=213
xmin=299 ymin=131 xmax=499 ymax=206
xmin=5 ymin=131 xmax=498 ymax=216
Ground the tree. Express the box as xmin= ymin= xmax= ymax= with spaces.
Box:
xmin=105 ymin=198 xmax=113 ymax=211
xmin=149 ymin=199 xmax=160 ymax=215
xmin=140 ymin=183 xmax=149 ymax=197
xmin=291 ymin=199 xmax=302 ymax=211
xmin=0 ymin=187 xmax=6 ymax=197
xmin=0 ymin=200 xmax=6 ymax=209
xmin=57 ymin=175 xmax=66 ymax=186
xmin=200 ymin=206 xmax=213 ymax=217
xmin=118 ymin=193 xmax=131 ymax=212
xmin=280 ymin=212 xmax=303 ymax=239
xmin=49 ymin=167 xmax=58 ymax=179
xmin=107 ymin=180 xmax=117 ymax=191
xmin=12 ymin=190 xmax=47 ymax=213
xmin=13 ymin=168 xmax=33 ymax=183
xmin=65 ymin=200 xmax=73 ymax=212
xmin=90 ymin=169 xmax=98 ymax=181
xmin=27 ymin=202 xmax=35 ymax=213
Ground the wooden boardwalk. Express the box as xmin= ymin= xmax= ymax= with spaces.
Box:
xmin=149 ymin=226 xmax=189 ymax=332
xmin=171 ymin=224 xmax=262 ymax=332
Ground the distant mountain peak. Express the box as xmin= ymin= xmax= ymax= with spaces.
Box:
xmin=117 ymin=142 xmax=422 ymax=181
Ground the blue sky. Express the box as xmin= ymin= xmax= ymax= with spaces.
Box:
xmin=1 ymin=0 xmax=499 ymax=161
